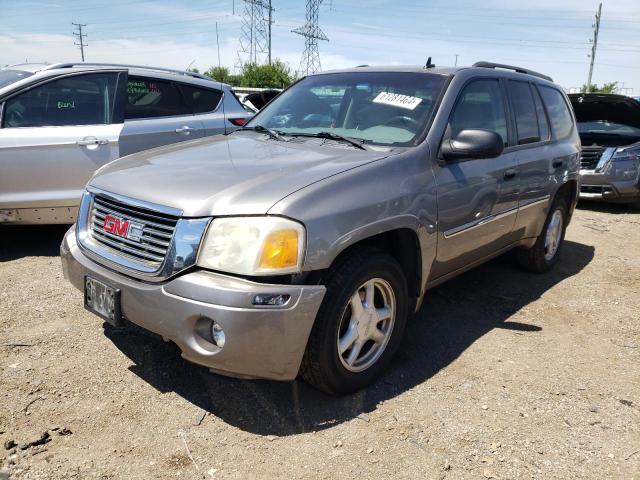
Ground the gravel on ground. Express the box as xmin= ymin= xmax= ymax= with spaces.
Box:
xmin=1 ymin=204 xmax=638 ymax=479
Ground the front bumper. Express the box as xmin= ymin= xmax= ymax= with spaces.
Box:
xmin=61 ymin=229 xmax=326 ymax=381
xmin=579 ymin=169 xmax=640 ymax=203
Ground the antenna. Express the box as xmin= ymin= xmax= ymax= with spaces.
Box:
xmin=72 ymin=22 xmax=87 ymax=62
xmin=292 ymin=0 xmax=328 ymax=76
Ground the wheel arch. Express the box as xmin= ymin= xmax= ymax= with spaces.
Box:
xmin=322 ymin=227 xmax=423 ymax=307
xmin=552 ymin=179 xmax=579 ymax=218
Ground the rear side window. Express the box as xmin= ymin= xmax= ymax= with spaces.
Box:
xmin=539 ymin=86 xmax=574 ymax=139
xmin=450 ymin=79 xmax=508 ymax=146
xmin=125 ymin=77 xmax=191 ymax=119
xmin=178 ymin=84 xmax=222 ymax=113
xmin=508 ymin=80 xmax=539 ymax=144
xmin=3 ymin=73 xmax=118 ymax=128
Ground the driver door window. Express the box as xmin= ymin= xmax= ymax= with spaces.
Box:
xmin=449 ymin=79 xmax=508 ymax=146
xmin=2 ymin=73 xmax=118 ymax=128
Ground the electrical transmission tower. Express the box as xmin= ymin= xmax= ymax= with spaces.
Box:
xmin=72 ymin=22 xmax=87 ymax=61
xmin=236 ymin=0 xmax=273 ymax=69
xmin=586 ymin=3 xmax=602 ymax=93
xmin=292 ymin=0 xmax=328 ymax=76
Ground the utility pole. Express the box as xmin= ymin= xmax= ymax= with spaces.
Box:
xmin=72 ymin=22 xmax=87 ymax=61
xmin=454 ymin=54 xmax=459 ymax=66
xmin=586 ymin=3 xmax=602 ymax=93
xmin=267 ymin=0 xmax=273 ymax=65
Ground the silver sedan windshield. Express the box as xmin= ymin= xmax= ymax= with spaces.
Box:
xmin=0 ymin=69 xmax=33 ymax=89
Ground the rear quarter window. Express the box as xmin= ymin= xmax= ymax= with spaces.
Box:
xmin=539 ymin=86 xmax=574 ymax=140
xmin=178 ymin=84 xmax=222 ymax=113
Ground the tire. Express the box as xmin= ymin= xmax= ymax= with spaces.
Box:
xmin=517 ymin=197 xmax=569 ymax=273
xmin=300 ymin=250 xmax=408 ymax=395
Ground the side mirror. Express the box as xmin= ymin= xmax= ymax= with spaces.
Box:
xmin=440 ymin=129 xmax=505 ymax=161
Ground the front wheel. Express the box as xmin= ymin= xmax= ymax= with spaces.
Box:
xmin=300 ymin=251 xmax=408 ymax=395
xmin=517 ymin=198 xmax=568 ymax=273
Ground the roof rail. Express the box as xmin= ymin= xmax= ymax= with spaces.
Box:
xmin=41 ymin=63 xmax=211 ymax=80
xmin=472 ymin=61 xmax=553 ymax=82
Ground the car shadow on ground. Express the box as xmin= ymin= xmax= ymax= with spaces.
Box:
xmin=576 ymin=201 xmax=639 ymax=215
xmin=0 ymin=225 xmax=71 ymax=262
xmin=104 ymin=240 xmax=594 ymax=436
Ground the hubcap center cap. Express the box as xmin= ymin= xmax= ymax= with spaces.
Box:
xmin=356 ymin=310 xmax=375 ymax=339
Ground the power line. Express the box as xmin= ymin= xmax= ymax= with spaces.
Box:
xmin=72 ymin=22 xmax=87 ymax=61
xmin=292 ymin=0 xmax=328 ymax=76
xmin=273 ymin=21 xmax=640 ymax=54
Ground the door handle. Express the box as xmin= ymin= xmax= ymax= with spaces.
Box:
xmin=552 ymin=159 xmax=564 ymax=168
xmin=76 ymin=137 xmax=109 ymax=147
xmin=175 ymin=126 xmax=195 ymax=134
xmin=503 ymin=168 xmax=518 ymax=180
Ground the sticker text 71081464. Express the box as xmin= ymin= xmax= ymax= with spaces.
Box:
xmin=372 ymin=91 xmax=422 ymax=110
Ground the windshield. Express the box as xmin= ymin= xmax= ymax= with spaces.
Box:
xmin=248 ymin=71 xmax=446 ymax=146
xmin=577 ymin=120 xmax=640 ymax=137
xmin=0 ymin=69 xmax=33 ymax=89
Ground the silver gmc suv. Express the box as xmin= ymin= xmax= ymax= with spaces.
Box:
xmin=0 ymin=63 xmax=251 ymax=224
xmin=61 ymin=62 xmax=580 ymax=395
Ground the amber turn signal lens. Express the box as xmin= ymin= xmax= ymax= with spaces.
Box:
xmin=258 ymin=229 xmax=299 ymax=270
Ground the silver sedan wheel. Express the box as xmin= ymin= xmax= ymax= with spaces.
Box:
xmin=337 ymin=278 xmax=396 ymax=373
xmin=544 ymin=209 xmax=563 ymax=261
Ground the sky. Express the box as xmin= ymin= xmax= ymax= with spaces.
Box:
xmin=1 ymin=0 xmax=639 ymax=94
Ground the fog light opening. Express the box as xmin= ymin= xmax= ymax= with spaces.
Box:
xmin=210 ymin=321 xmax=226 ymax=349
xmin=252 ymin=293 xmax=291 ymax=306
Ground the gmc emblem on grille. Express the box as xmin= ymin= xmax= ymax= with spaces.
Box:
xmin=102 ymin=215 xmax=144 ymax=242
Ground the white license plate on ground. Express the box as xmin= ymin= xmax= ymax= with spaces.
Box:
xmin=84 ymin=276 xmax=121 ymax=326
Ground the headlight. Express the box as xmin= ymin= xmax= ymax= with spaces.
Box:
xmin=197 ymin=216 xmax=305 ymax=275
xmin=603 ymin=145 xmax=640 ymax=179
xmin=611 ymin=145 xmax=640 ymax=163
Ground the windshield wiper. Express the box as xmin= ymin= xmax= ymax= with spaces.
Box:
xmin=287 ymin=131 xmax=368 ymax=150
xmin=232 ymin=124 xmax=285 ymax=141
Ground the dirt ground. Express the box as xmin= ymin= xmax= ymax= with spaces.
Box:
xmin=0 ymin=203 xmax=638 ymax=480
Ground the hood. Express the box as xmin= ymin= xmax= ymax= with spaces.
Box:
xmin=569 ymin=93 xmax=640 ymax=129
xmin=90 ymin=133 xmax=391 ymax=217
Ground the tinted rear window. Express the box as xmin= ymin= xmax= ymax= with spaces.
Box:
xmin=178 ymin=84 xmax=222 ymax=113
xmin=539 ymin=86 xmax=574 ymax=139
xmin=125 ymin=77 xmax=191 ymax=119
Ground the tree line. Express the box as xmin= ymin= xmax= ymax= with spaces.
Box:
xmin=190 ymin=59 xmax=294 ymax=89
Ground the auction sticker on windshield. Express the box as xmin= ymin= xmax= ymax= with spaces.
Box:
xmin=373 ymin=91 xmax=422 ymax=110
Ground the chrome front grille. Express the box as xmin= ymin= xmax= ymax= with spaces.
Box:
xmin=580 ymin=146 xmax=605 ymax=170
xmin=88 ymin=195 xmax=179 ymax=268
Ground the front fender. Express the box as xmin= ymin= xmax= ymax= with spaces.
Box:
xmin=268 ymin=145 xmax=438 ymax=298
